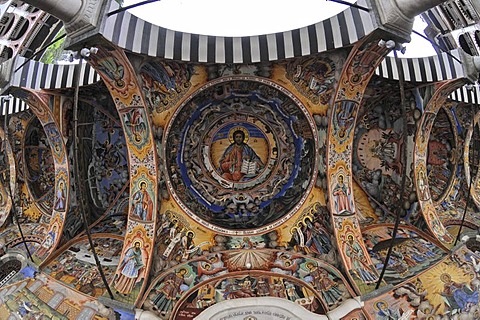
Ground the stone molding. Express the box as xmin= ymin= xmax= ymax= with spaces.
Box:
xmin=368 ymin=0 xmax=415 ymax=42
xmin=0 ymin=57 xmax=14 ymax=93
xmin=64 ymin=0 xmax=104 ymax=40
xmin=459 ymin=48 xmax=480 ymax=83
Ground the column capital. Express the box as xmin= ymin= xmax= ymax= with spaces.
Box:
xmin=63 ymin=0 xmax=105 ymax=41
xmin=20 ymin=0 xmax=106 ymax=46
xmin=368 ymin=0 xmax=448 ymax=42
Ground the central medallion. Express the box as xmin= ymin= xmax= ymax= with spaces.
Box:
xmin=165 ymin=77 xmax=317 ymax=234
xmin=206 ymin=116 xmax=274 ymax=189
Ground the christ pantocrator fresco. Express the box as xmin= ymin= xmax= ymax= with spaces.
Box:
xmin=165 ymin=78 xmax=318 ymax=233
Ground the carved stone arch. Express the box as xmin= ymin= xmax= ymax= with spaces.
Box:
xmin=0 ymin=251 xmax=28 ymax=286
xmin=0 ymin=126 xmax=15 ymax=227
xmin=173 ymin=271 xmax=327 ymax=317
xmin=195 ymin=297 xmax=329 ymax=320
xmin=413 ymin=79 xmax=468 ymax=248
xmin=326 ymin=34 xmax=391 ymax=294
xmin=87 ymin=45 xmax=158 ymax=305
xmin=10 ymin=88 xmax=70 ymax=264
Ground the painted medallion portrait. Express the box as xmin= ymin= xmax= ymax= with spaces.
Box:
xmin=212 ymin=124 xmax=268 ymax=183
xmin=165 ymin=78 xmax=318 ymax=233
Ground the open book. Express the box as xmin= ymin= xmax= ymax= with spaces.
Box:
xmin=241 ymin=160 xmax=257 ymax=175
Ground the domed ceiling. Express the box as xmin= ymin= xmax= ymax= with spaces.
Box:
xmin=165 ymin=78 xmax=317 ymax=233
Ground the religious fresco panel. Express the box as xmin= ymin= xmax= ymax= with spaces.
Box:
xmin=428 ymin=108 xmax=469 ymax=231
xmin=284 ymin=54 xmax=337 ymax=107
xmin=142 ymin=249 xmax=353 ymax=319
xmin=7 ymin=89 xmax=72 ymax=265
xmin=327 ymin=36 xmax=391 ymax=295
xmin=43 ymin=236 xmax=123 ymax=298
xmin=7 ymin=111 xmax=44 ymax=223
xmin=53 ymin=88 xmax=131 ymax=241
xmin=139 ymin=60 xmax=194 ymax=115
xmin=427 ymin=107 xmax=457 ymax=204
xmin=0 ymin=265 xmax=134 ymax=320
xmin=363 ymin=245 xmax=480 ymax=319
xmin=89 ymin=45 xmax=159 ymax=305
xmin=173 ymin=274 xmax=326 ymax=319
xmin=164 ymin=77 xmax=318 ymax=234
xmin=353 ymin=77 xmax=419 ymax=226
xmin=283 ymin=202 xmax=338 ymax=266
xmin=363 ymin=225 xmax=446 ymax=286
xmin=0 ymin=126 xmax=15 ymax=228
xmin=86 ymin=100 xmax=128 ymax=210
xmin=413 ymin=80 xmax=467 ymax=248
xmin=463 ymin=109 xmax=480 ymax=215
xmin=140 ymin=59 xmax=347 ymax=296
xmin=152 ymin=201 xmax=339 ymax=274
xmin=23 ymin=117 xmax=55 ymax=214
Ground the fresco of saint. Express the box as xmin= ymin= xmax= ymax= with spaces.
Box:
xmin=344 ymin=234 xmax=378 ymax=284
xmin=36 ymin=225 xmax=58 ymax=258
xmin=114 ymin=241 xmax=145 ymax=295
xmin=54 ymin=181 xmax=66 ymax=212
xmin=219 ymin=129 xmax=264 ymax=182
xmin=131 ymin=181 xmax=153 ymax=221
xmin=333 ymin=174 xmax=354 ymax=215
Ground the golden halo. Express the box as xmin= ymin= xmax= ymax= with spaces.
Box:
xmin=133 ymin=240 xmax=143 ymax=247
xmin=137 ymin=180 xmax=148 ymax=189
xmin=177 ymin=268 xmax=189 ymax=275
xmin=303 ymin=216 xmax=313 ymax=225
xmin=440 ymin=273 xmax=451 ymax=283
xmin=373 ymin=300 xmax=388 ymax=311
xmin=228 ymin=126 xmax=249 ymax=144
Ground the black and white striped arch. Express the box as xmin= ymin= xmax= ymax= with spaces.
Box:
xmin=101 ymin=0 xmax=374 ymax=63
xmin=11 ymin=57 xmax=100 ymax=90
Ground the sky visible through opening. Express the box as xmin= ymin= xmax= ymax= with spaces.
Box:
xmin=124 ymin=0 xmax=436 ymax=58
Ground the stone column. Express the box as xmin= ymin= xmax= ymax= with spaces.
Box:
xmin=20 ymin=0 xmax=81 ymax=22
xmin=395 ymin=0 xmax=449 ymax=18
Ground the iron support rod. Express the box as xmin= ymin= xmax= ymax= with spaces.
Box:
xmin=2 ymin=97 xmax=34 ymax=262
xmin=72 ymin=60 xmax=115 ymax=299
xmin=107 ymin=0 xmax=161 ymax=17
xmin=376 ymin=49 xmax=408 ymax=289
